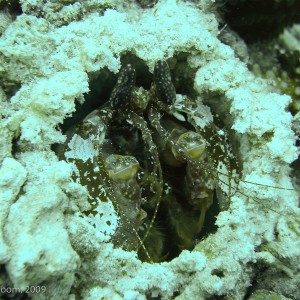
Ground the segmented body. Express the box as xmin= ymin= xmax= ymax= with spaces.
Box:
xmin=58 ymin=60 xmax=297 ymax=262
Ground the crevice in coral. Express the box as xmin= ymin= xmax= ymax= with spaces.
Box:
xmin=57 ymin=56 xmax=226 ymax=263
xmin=0 ymin=1 xmax=22 ymax=18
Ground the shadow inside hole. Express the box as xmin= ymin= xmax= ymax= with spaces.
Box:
xmin=211 ymin=269 xmax=225 ymax=278
xmin=167 ymin=52 xmax=198 ymax=99
xmin=0 ymin=1 xmax=22 ymax=17
xmin=121 ymin=53 xmax=153 ymax=90
xmin=152 ymin=185 xmax=219 ymax=262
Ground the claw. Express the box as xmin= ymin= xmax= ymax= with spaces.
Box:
xmin=109 ymin=64 xmax=136 ymax=107
xmin=154 ymin=60 xmax=176 ymax=105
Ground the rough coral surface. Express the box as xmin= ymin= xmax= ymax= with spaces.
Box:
xmin=4 ymin=152 xmax=80 ymax=289
xmin=0 ymin=158 xmax=26 ymax=264
xmin=0 ymin=0 xmax=299 ymax=299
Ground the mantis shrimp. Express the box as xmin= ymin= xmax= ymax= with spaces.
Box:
xmin=58 ymin=59 xmax=298 ymax=263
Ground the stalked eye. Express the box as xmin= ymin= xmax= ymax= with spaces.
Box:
xmin=105 ymin=154 xmax=140 ymax=181
xmin=154 ymin=60 xmax=176 ymax=105
xmin=109 ymin=64 xmax=136 ymax=108
xmin=171 ymin=131 xmax=206 ymax=161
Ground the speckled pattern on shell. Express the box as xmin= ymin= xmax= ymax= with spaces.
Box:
xmin=109 ymin=64 xmax=136 ymax=107
xmin=154 ymin=60 xmax=176 ymax=105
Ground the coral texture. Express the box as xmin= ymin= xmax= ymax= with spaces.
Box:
xmin=247 ymin=24 xmax=300 ymax=116
xmin=0 ymin=0 xmax=299 ymax=299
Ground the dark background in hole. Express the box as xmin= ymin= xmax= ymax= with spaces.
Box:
xmin=158 ymin=162 xmax=219 ymax=261
xmin=0 ymin=0 xmax=22 ymax=17
xmin=168 ymin=52 xmax=198 ymax=99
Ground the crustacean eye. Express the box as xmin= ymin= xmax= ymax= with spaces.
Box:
xmin=170 ymin=131 xmax=206 ymax=161
xmin=105 ymin=155 xmax=140 ymax=181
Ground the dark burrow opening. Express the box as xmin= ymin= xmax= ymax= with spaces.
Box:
xmin=57 ymin=54 xmax=231 ymax=263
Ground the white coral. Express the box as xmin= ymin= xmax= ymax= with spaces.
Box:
xmin=0 ymin=0 xmax=299 ymax=299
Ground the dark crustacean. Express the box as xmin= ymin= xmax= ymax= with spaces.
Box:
xmin=58 ymin=59 xmax=240 ymax=262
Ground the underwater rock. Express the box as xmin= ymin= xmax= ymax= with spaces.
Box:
xmin=247 ymin=24 xmax=300 ymax=114
xmin=3 ymin=152 xmax=80 ymax=290
xmin=248 ymin=289 xmax=292 ymax=300
xmin=217 ymin=0 xmax=300 ymax=42
xmin=0 ymin=0 xmax=299 ymax=299
xmin=0 ymin=158 xmax=26 ymax=263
